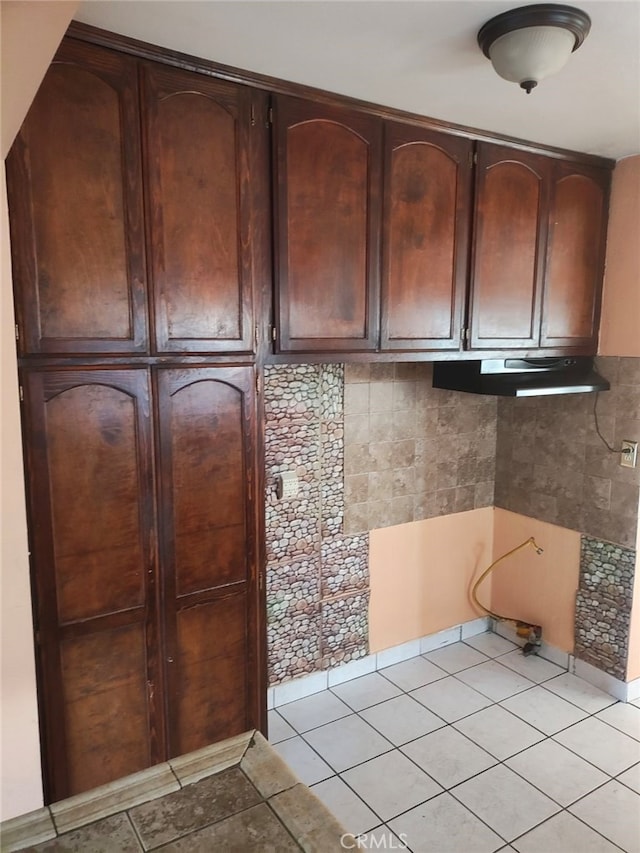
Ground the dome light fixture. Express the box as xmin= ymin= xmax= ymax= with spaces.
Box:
xmin=478 ymin=3 xmax=591 ymax=94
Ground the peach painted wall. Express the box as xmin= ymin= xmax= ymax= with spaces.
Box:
xmin=1 ymin=0 xmax=78 ymax=821
xmin=1 ymin=1 xmax=80 ymax=158
xmin=598 ymin=155 xmax=640 ymax=358
xmin=369 ymin=507 xmax=494 ymax=652
xmin=491 ymin=509 xmax=581 ymax=653
xmin=625 ymin=499 xmax=640 ymax=681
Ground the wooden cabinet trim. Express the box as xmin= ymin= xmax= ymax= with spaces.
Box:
xmin=7 ymin=39 xmax=149 ymax=356
xmin=540 ymin=162 xmax=610 ymax=349
xmin=468 ymin=143 xmax=552 ymax=350
xmin=66 ymin=21 xmax=614 ymax=171
xmin=140 ymin=64 xmax=267 ymax=355
xmin=273 ymin=96 xmax=382 ymax=353
xmin=380 ymin=121 xmax=472 ymax=352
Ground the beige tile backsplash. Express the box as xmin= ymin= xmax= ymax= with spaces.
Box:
xmin=343 ymin=363 xmax=497 ymax=535
xmin=494 ymin=356 xmax=640 ymax=548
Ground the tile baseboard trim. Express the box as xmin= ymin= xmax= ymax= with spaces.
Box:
xmin=0 ymin=806 xmax=56 ymax=853
xmin=626 ymin=676 xmax=640 ymax=702
xmin=572 ymin=657 xmax=639 ymax=702
xmin=491 ymin=619 xmax=571 ymax=670
xmin=1 ymin=734 xmax=256 ymax=843
xmin=272 ymin=617 xmax=491 ymax=708
xmin=491 ymin=618 xmax=639 ymax=702
xmin=50 ymin=764 xmax=181 ymax=835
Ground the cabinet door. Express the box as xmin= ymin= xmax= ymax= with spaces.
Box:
xmin=23 ymin=369 xmax=160 ymax=802
xmin=541 ymin=162 xmax=610 ymax=349
xmin=6 ymin=40 xmax=148 ymax=355
xmin=469 ymin=144 xmax=550 ymax=349
xmin=155 ymin=367 xmax=263 ymax=757
xmin=274 ymin=96 xmax=382 ymax=352
xmin=142 ymin=65 xmax=267 ymax=354
xmin=381 ymin=123 xmax=471 ymax=351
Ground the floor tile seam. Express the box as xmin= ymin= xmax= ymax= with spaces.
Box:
xmin=270 ymin=731 xmax=299 ymax=746
xmin=404 ymin=784 xmax=512 ymax=848
xmin=353 ymin=706 xmax=449 ymax=748
xmin=613 ymin=761 xmax=640 ymax=795
xmin=419 ymin=652 xmax=493 ymax=676
xmin=538 ymin=679 xmax=618 ymax=713
xmin=123 ymin=810 xmax=146 ymax=852
xmin=565 ymin=774 xmax=631 ymax=813
xmin=291 ymin=706 xmax=397 ymax=749
xmin=168 ymin=765 xmax=182 ymax=790
xmin=549 ymin=731 xmax=639 ymax=777
xmin=446 ymin=716 xmax=543 ymax=766
xmin=352 ymin=688 xmax=452 ymax=735
xmin=136 ymin=797 xmax=275 ymax=851
xmin=497 ymin=664 xmax=566 ymax=685
xmin=376 ymin=664 xmax=450 ymax=694
xmin=506 ymin=802 xmax=628 ymax=853
xmin=560 ymin=801 xmax=630 ymax=853
xmin=352 ymin=737 xmax=447 ymax=799
xmin=326 ymin=682 xmax=402 ymax=713
xmin=279 ymin=705 xmax=354 ymax=736
xmin=397 ymin=728 xmax=499 ymax=792
xmin=440 ymin=668 xmax=539 ymax=706
xmin=451 ymin=664 xmax=539 ymax=700
xmin=492 ymin=695 xmax=577 ymax=739
xmin=369 ymin=785 xmax=471 ymax=839
xmin=497 ymin=697 xmax=591 ymax=737
xmin=314 ymin=770 xmax=389 ymax=833
xmin=445 ymin=780 xmax=561 ymax=847
xmin=459 ymin=638 xmax=518 ymax=658
xmin=296 ymin=724 xmax=395 ymax=779
xmin=263 ymin=798 xmax=305 ymax=851
xmin=594 ymin=711 xmax=640 ymax=743
xmin=499 ymin=745 xmax=614 ymax=810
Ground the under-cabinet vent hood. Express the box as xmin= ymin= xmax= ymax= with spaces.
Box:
xmin=432 ymin=357 xmax=610 ymax=397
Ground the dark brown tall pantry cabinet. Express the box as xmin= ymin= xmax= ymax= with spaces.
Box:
xmin=7 ymin=38 xmax=268 ymax=802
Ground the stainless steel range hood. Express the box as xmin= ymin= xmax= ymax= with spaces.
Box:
xmin=432 ymin=357 xmax=610 ymax=397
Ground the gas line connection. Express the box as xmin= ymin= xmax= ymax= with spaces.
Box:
xmin=471 ymin=536 xmax=545 ymax=656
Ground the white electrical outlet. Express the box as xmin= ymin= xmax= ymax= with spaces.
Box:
xmin=275 ymin=472 xmax=299 ymax=499
xmin=620 ymin=440 xmax=638 ymax=469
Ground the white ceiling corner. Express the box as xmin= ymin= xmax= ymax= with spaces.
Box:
xmin=74 ymin=0 xmax=640 ymax=159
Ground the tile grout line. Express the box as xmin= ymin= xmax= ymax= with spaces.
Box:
xmin=271 ymin=651 xmax=639 ymax=852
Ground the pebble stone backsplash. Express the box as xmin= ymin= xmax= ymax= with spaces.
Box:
xmin=264 ymin=364 xmax=369 ymax=686
xmin=574 ymin=535 xmax=636 ymax=680
xmin=264 ymin=361 xmax=640 ymax=688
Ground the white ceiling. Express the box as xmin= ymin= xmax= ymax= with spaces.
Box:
xmin=75 ymin=0 xmax=640 ymax=159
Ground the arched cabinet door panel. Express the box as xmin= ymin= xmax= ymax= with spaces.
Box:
xmin=7 ymin=40 xmax=148 ymax=354
xmin=154 ymin=366 xmax=261 ymax=757
xmin=541 ymin=163 xmax=609 ymax=349
xmin=469 ymin=143 xmax=550 ymax=350
xmin=142 ymin=65 xmax=267 ymax=354
xmin=381 ymin=123 xmax=472 ymax=351
xmin=22 ymin=369 xmax=160 ymax=801
xmin=273 ymin=96 xmax=382 ymax=352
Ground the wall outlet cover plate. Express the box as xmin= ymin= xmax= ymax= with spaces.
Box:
xmin=620 ymin=440 xmax=638 ymax=468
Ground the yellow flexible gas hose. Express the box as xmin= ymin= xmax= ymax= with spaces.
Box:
xmin=471 ymin=536 xmax=544 ymax=625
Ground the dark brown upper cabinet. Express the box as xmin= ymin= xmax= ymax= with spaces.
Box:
xmin=381 ymin=123 xmax=472 ymax=352
xmin=142 ymin=65 xmax=267 ymax=354
xmin=469 ymin=143 xmax=551 ymax=350
xmin=6 ymin=39 xmax=148 ymax=356
xmin=273 ymin=96 xmax=382 ymax=352
xmin=541 ymin=161 xmax=609 ymax=349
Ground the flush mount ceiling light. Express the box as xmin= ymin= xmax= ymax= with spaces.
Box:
xmin=478 ymin=3 xmax=591 ymax=94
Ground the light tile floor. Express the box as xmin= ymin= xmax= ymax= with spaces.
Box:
xmin=269 ymin=633 xmax=640 ymax=852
